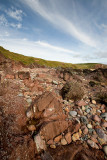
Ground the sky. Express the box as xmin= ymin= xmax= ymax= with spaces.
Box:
xmin=0 ymin=0 xmax=107 ymax=64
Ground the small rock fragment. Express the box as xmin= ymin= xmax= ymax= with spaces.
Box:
xmin=65 ymin=132 xmax=72 ymax=144
xmin=54 ymin=135 xmax=62 ymax=143
xmin=72 ymin=133 xmax=80 ymax=142
xmin=69 ymin=111 xmax=77 ymax=117
xmin=61 ymin=138 xmax=67 ymax=145
xmin=28 ymin=125 xmax=36 ymax=131
xmin=92 ymin=115 xmax=100 ymax=122
xmin=87 ymin=140 xmax=99 ymax=149
xmin=87 ymin=124 xmax=92 ymax=129
xmin=92 ymin=100 xmax=96 ymax=104
xmin=103 ymin=145 xmax=107 ymax=156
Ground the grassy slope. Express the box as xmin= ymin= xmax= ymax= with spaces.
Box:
xmin=0 ymin=46 xmax=106 ymax=69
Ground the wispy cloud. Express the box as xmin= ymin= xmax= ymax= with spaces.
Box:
xmin=5 ymin=7 xmax=23 ymax=21
xmin=21 ymin=0 xmax=97 ymax=48
xmin=0 ymin=14 xmax=22 ymax=29
xmin=0 ymin=38 xmax=106 ymax=64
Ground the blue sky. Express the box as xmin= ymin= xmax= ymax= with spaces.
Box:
xmin=0 ymin=0 xmax=107 ymax=64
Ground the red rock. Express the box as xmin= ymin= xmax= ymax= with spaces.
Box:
xmin=77 ymin=100 xmax=87 ymax=106
xmin=65 ymin=132 xmax=72 ymax=144
xmin=27 ymin=125 xmax=36 ymax=131
xmin=34 ymin=134 xmax=47 ymax=152
xmin=54 ymin=135 xmax=62 ymax=143
xmin=47 ymin=139 xmax=54 ymax=145
xmin=18 ymin=71 xmax=30 ymax=80
xmin=6 ymin=74 xmax=14 ymax=79
xmin=101 ymin=122 xmax=107 ymax=128
xmin=92 ymin=115 xmax=101 ymax=122
xmin=40 ymin=120 xmax=68 ymax=141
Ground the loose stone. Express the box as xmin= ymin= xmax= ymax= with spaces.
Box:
xmin=87 ymin=140 xmax=99 ymax=149
xmin=69 ymin=111 xmax=77 ymax=117
xmin=87 ymin=124 xmax=92 ymax=129
xmin=61 ymin=138 xmax=67 ymax=145
xmin=103 ymin=145 xmax=107 ymax=156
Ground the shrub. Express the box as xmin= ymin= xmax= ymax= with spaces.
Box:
xmin=95 ymin=91 xmax=107 ymax=105
xmin=61 ymin=81 xmax=84 ymax=101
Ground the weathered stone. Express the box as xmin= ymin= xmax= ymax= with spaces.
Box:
xmin=28 ymin=125 xmax=36 ymax=131
xmin=52 ymin=80 xmax=58 ymax=85
xmin=47 ymin=140 xmax=54 ymax=145
xmin=72 ymin=133 xmax=80 ymax=142
xmin=92 ymin=100 xmax=96 ymax=104
xmin=65 ymin=132 xmax=72 ymax=144
xmin=54 ymin=135 xmax=62 ymax=143
xmin=69 ymin=111 xmax=77 ymax=117
xmin=81 ymin=126 xmax=88 ymax=135
xmin=95 ymin=128 xmax=107 ymax=143
xmin=40 ymin=120 xmax=68 ymax=141
xmin=61 ymin=138 xmax=67 ymax=145
xmin=101 ymin=122 xmax=107 ymax=128
xmin=87 ymin=124 xmax=92 ymax=129
xmin=80 ymin=116 xmax=88 ymax=125
xmin=34 ymin=134 xmax=47 ymax=152
xmin=26 ymin=109 xmax=34 ymax=119
xmin=77 ymin=100 xmax=87 ymax=106
xmin=103 ymin=145 xmax=107 ymax=156
xmin=87 ymin=140 xmax=99 ymax=149
xmin=92 ymin=115 xmax=101 ymax=122
xmin=101 ymin=113 xmax=107 ymax=120
xmin=50 ymin=144 xmax=56 ymax=149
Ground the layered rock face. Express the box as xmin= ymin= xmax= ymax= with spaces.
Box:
xmin=0 ymin=57 xmax=107 ymax=160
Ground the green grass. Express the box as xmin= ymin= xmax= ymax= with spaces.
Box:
xmin=0 ymin=46 xmax=106 ymax=69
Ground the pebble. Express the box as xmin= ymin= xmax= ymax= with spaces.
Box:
xmin=52 ymin=80 xmax=58 ymax=85
xmin=69 ymin=111 xmax=77 ymax=117
xmin=87 ymin=124 xmax=92 ymax=129
xmin=72 ymin=133 xmax=80 ymax=142
xmin=80 ymin=116 xmax=88 ymax=125
xmin=82 ymin=126 xmax=88 ymax=135
xmin=50 ymin=144 xmax=56 ymax=149
xmin=65 ymin=132 xmax=72 ymax=144
xmin=87 ymin=140 xmax=99 ymax=149
xmin=61 ymin=138 xmax=67 ymax=145
xmin=101 ymin=122 xmax=107 ymax=128
xmin=26 ymin=110 xmax=34 ymax=119
xmin=28 ymin=125 xmax=36 ymax=131
xmin=85 ymin=108 xmax=91 ymax=113
xmin=18 ymin=93 xmax=23 ymax=97
xmin=54 ymin=135 xmax=62 ymax=143
xmin=82 ymin=106 xmax=85 ymax=111
xmin=103 ymin=145 xmax=107 ymax=156
xmin=27 ymin=98 xmax=32 ymax=104
xmin=92 ymin=100 xmax=96 ymax=104
xmin=95 ymin=128 xmax=107 ymax=142
xmin=92 ymin=115 xmax=101 ymax=122
xmin=101 ymin=113 xmax=107 ymax=120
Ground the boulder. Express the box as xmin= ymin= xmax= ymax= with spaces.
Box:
xmin=40 ymin=120 xmax=68 ymax=141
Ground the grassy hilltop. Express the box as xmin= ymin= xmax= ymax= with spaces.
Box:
xmin=0 ymin=46 xmax=106 ymax=69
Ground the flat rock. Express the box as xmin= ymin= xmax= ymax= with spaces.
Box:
xmin=34 ymin=134 xmax=47 ymax=152
xmin=65 ymin=132 xmax=72 ymax=144
xmin=69 ymin=111 xmax=77 ymax=117
xmin=92 ymin=115 xmax=101 ymax=122
xmin=61 ymin=138 xmax=67 ymax=145
xmin=40 ymin=120 xmax=68 ymax=141
xmin=77 ymin=100 xmax=87 ymax=106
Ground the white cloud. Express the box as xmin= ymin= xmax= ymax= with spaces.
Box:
xmin=0 ymin=38 xmax=84 ymax=63
xmin=0 ymin=38 xmax=106 ymax=64
xmin=0 ymin=14 xmax=22 ymax=29
xmin=21 ymin=0 xmax=97 ymax=48
xmin=0 ymin=14 xmax=8 ymax=26
xmin=5 ymin=7 xmax=23 ymax=21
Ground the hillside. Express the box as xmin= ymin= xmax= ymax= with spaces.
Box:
xmin=0 ymin=46 xmax=106 ymax=69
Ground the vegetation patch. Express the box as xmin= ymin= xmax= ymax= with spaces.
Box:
xmin=61 ymin=81 xmax=84 ymax=101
